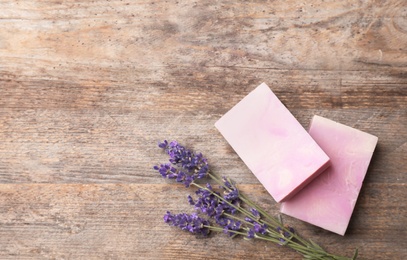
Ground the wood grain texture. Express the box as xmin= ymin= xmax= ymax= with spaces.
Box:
xmin=0 ymin=0 xmax=406 ymax=259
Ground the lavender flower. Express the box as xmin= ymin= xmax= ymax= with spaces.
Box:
xmin=190 ymin=183 xmax=241 ymax=219
xmin=153 ymin=163 xmax=178 ymax=179
xmin=164 ymin=211 xmax=210 ymax=236
xmin=193 ymin=187 xmax=219 ymax=217
xmin=247 ymin=228 xmax=255 ymax=239
xmin=158 ymin=140 xmax=209 ymax=177
xmin=245 ymin=208 xmax=261 ymax=223
xmin=186 ymin=183 xmax=244 ymax=237
xmin=156 ymin=140 xmax=358 ymax=260
xmin=277 ymin=225 xmax=295 ymax=245
xmin=187 ymin=195 xmax=195 ymax=205
xmin=222 ymin=177 xmax=240 ymax=200
xmin=250 ymin=208 xmax=260 ymax=219
xmin=219 ymin=177 xmax=241 ymax=215
xmin=155 ymin=140 xmax=210 ymax=187
xmin=153 ymin=163 xmax=193 ymax=187
xmin=222 ymin=218 xmax=242 ymax=237
xmin=253 ymin=222 xmax=268 ymax=235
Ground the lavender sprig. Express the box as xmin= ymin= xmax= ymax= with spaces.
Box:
xmin=154 ymin=140 xmax=209 ymax=187
xmin=154 ymin=140 xmax=358 ymax=260
xmin=164 ymin=211 xmax=210 ymax=237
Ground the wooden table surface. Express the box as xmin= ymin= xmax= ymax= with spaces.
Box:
xmin=1 ymin=1 xmax=406 ymax=259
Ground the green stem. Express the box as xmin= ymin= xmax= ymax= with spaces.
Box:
xmin=203 ymin=225 xmax=248 ymax=237
xmin=208 ymin=172 xmax=225 ymax=187
xmin=208 ymin=171 xmax=311 ymax=247
xmin=223 ymin=212 xmax=254 ymax=227
xmin=202 ymin=174 xmax=353 ymax=260
xmin=192 ymin=182 xmax=333 ymax=259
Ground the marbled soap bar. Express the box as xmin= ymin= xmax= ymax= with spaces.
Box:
xmin=215 ymin=83 xmax=330 ymax=202
xmin=281 ymin=115 xmax=378 ymax=235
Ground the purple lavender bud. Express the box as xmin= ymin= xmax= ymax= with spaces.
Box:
xmin=215 ymin=216 xmax=228 ymax=226
xmin=187 ymin=195 xmax=195 ymax=205
xmin=215 ymin=205 xmax=224 ymax=217
xmin=253 ymin=223 xmax=261 ymax=233
xmin=222 ymin=176 xmax=232 ymax=189
xmin=222 ymin=219 xmax=242 ymax=237
xmin=276 ymin=225 xmax=294 ymax=245
xmin=245 ymin=216 xmax=254 ymax=223
xmin=163 ymin=211 xmax=172 ymax=223
xmin=250 ymin=208 xmax=260 ymax=218
xmin=158 ymin=140 xmax=168 ymax=149
xmin=163 ymin=211 xmax=210 ymax=237
xmin=206 ymin=183 xmax=213 ymax=191
xmin=221 ymin=177 xmax=241 ymax=210
xmin=282 ymin=225 xmax=295 ymax=238
xmin=154 ymin=163 xmax=179 ymax=179
xmin=224 ymin=189 xmax=239 ymax=201
xmin=253 ymin=223 xmax=268 ymax=235
xmin=184 ymin=175 xmax=194 ymax=187
xmin=197 ymin=165 xmax=209 ymax=179
xmin=192 ymin=187 xmax=222 ymax=218
xmin=176 ymin=171 xmax=186 ymax=183
xmin=247 ymin=228 xmax=255 ymax=239
xmin=206 ymin=206 xmax=215 ymax=216
xmin=167 ymin=166 xmax=178 ymax=179
xmin=195 ymin=187 xmax=212 ymax=198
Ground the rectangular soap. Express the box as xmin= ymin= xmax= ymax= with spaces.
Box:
xmin=215 ymin=83 xmax=330 ymax=202
xmin=281 ymin=115 xmax=378 ymax=235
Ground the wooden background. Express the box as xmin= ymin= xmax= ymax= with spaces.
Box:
xmin=0 ymin=0 xmax=406 ymax=259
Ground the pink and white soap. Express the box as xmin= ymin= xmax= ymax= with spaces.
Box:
xmin=215 ymin=83 xmax=330 ymax=202
xmin=281 ymin=115 xmax=378 ymax=235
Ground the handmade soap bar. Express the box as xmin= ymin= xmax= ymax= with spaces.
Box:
xmin=281 ymin=115 xmax=378 ymax=235
xmin=215 ymin=83 xmax=330 ymax=202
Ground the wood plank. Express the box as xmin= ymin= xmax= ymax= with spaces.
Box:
xmin=1 ymin=68 xmax=406 ymax=112
xmin=0 ymin=107 xmax=405 ymax=184
xmin=0 ymin=183 xmax=405 ymax=259
xmin=0 ymin=1 xmax=406 ymax=74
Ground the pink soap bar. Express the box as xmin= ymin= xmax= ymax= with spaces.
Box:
xmin=281 ymin=115 xmax=378 ymax=235
xmin=215 ymin=83 xmax=330 ymax=202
